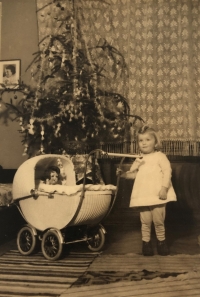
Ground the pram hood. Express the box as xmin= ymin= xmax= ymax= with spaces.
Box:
xmin=12 ymin=154 xmax=76 ymax=201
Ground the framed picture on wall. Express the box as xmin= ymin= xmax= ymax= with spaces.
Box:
xmin=0 ymin=59 xmax=21 ymax=89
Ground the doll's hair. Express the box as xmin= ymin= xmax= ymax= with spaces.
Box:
xmin=136 ymin=125 xmax=162 ymax=150
xmin=44 ymin=165 xmax=61 ymax=180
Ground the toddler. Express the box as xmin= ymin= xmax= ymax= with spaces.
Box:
xmin=117 ymin=126 xmax=176 ymax=256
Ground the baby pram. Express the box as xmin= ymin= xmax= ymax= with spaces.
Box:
xmin=12 ymin=151 xmax=117 ymax=260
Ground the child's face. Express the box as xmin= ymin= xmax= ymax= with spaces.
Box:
xmin=138 ymin=132 xmax=156 ymax=154
xmin=49 ymin=171 xmax=59 ymax=185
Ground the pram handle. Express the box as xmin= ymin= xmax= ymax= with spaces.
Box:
xmin=102 ymin=152 xmax=142 ymax=158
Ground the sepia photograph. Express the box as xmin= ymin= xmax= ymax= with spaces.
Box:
xmin=0 ymin=59 xmax=20 ymax=89
xmin=0 ymin=0 xmax=200 ymax=296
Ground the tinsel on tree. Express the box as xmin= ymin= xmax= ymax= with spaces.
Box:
xmin=0 ymin=0 xmax=143 ymax=156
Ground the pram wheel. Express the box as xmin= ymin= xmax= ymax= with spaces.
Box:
xmin=87 ymin=225 xmax=105 ymax=252
xmin=17 ymin=225 xmax=37 ymax=255
xmin=41 ymin=229 xmax=63 ymax=261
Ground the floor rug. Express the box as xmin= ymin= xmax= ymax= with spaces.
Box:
xmin=61 ymin=254 xmax=200 ymax=297
xmin=61 ymin=271 xmax=200 ymax=297
xmin=0 ymin=249 xmax=99 ymax=297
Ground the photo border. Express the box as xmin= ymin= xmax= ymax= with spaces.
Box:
xmin=0 ymin=59 xmax=21 ymax=89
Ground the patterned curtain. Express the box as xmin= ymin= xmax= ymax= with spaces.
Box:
xmin=36 ymin=0 xmax=200 ymax=156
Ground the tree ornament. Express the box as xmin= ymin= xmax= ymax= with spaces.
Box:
xmin=28 ymin=118 xmax=35 ymax=135
xmin=40 ymin=144 xmax=45 ymax=154
xmin=41 ymin=124 xmax=45 ymax=140
xmin=22 ymin=143 xmax=29 ymax=156
xmin=55 ymin=123 xmax=61 ymax=137
xmin=117 ymin=102 xmax=124 ymax=109
xmin=41 ymin=53 xmax=46 ymax=59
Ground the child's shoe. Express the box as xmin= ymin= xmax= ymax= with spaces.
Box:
xmin=142 ymin=240 xmax=154 ymax=256
xmin=157 ymin=240 xmax=169 ymax=256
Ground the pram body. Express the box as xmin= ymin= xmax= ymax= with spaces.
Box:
xmin=13 ymin=153 xmax=116 ymax=260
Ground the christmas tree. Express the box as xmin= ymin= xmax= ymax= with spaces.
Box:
xmin=1 ymin=0 xmax=143 ymax=157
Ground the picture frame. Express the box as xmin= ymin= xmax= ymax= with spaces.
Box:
xmin=0 ymin=59 xmax=21 ymax=89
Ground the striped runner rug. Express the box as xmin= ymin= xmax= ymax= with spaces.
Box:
xmin=0 ymin=249 xmax=99 ymax=297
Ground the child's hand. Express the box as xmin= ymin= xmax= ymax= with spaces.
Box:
xmin=130 ymin=157 xmax=144 ymax=172
xmin=116 ymin=168 xmax=123 ymax=176
xmin=159 ymin=187 xmax=168 ymax=200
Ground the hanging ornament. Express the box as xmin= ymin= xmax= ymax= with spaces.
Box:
xmin=40 ymin=144 xmax=45 ymax=154
xmin=40 ymin=124 xmax=45 ymax=140
xmin=19 ymin=117 xmax=23 ymax=126
xmin=117 ymin=101 xmax=123 ymax=109
xmin=55 ymin=123 xmax=61 ymax=137
xmin=41 ymin=52 xmax=46 ymax=59
xmin=22 ymin=143 xmax=28 ymax=156
xmin=28 ymin=118 xmax=35 ymax=135
xmin=19 ymin=117 xmax=25 ymax=132
xmin=117 ymin=126 xmax=122 ymax=131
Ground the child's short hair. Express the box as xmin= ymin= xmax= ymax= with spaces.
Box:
xmin=136 ymin=125 xmax=162 ymax=150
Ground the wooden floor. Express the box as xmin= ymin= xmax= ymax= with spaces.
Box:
xmin=0 ymin=207 xmax=200 ymax=297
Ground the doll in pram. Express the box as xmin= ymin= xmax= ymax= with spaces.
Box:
xmin=13 ymin=151 xmax=117 ymax=260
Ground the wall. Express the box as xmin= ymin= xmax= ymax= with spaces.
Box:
xmin=0 ymin=0 xmax=39 ymax=168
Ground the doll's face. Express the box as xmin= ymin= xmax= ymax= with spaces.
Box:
xmin=49 ymin=170 xmax=59 ymax=185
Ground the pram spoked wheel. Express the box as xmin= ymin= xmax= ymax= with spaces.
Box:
xmin=17 ymin=225 xmax=37 ymax=255
xmin=41 ymin=229 xmax=63 ymax=261
xmin=87 ymin=225 xmax=105 ymax=252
